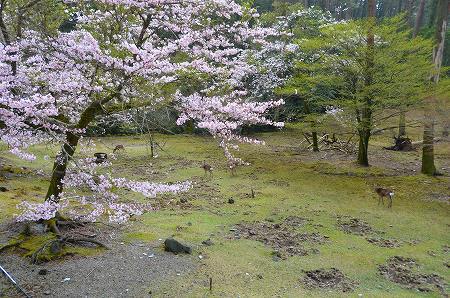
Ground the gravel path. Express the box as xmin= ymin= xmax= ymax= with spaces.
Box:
xmin=0 ymin=228 xmax=195 ymax=298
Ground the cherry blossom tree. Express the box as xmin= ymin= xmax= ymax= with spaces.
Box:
xmin=0 ymin=0 xmax=286 ymax=239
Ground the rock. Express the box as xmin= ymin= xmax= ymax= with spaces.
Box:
xmin=202 ymin=239 xmax=214 ymax=246
xmin=43 ymin=290 xmax=51 ymax=295
xmin=0 ymin=186 xmax=8 ymax=192
xmin=50 ymin=241 xmax=62 ymax=254
xmin=164 ymin=238 xmax=191 ymax=254
xmin=38 ymin=269 xmax=48 ymax=275
xmin=257 ymin=274 xmax=263 ymax=279
xmin=180 ymin=198 xmax=188 ymax=203
xmin=228 ymin=198 xmax=235 ymax=204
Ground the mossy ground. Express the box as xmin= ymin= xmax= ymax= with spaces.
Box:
xmin=0 ymin=126 xmax=448 ymax=297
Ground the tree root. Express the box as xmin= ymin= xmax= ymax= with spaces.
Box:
xmin=0 ymin=239 xmax=25 ymax=253
xmin=31 ymin=236 xmax=109 ymax=264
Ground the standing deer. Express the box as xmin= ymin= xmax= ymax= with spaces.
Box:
xmin=201 ymin=161 xmax=213 ymax=177
xmin=375 ymin=187 xmax=394 ymax=208
xmin=227 ymin=160 xmax=238 ymax=176
xmin=113 ymin=144 xmax=125 ymax=153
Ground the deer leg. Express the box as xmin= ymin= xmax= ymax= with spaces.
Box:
xmin=388 ymin=195 xmax=392 ymax=208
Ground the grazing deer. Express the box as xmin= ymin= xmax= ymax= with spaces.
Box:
xmin=375 ymin=187 xmax=394 ymax=208
xmin=201 ymin=161 xmax=213 ymax=177
xmin=113 ymin=144 xmax=125 ymax=153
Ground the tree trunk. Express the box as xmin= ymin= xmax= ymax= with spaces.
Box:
xmin=421 ymin=0 xmax=448 ymax=175
xmin=406 ymin=0 xmax=415 ymax=26
xmin=45 ymin=100 xmax=108 ymax=202
xmin=304 ymin=0 xmax=309 ymax=8
xmin=421 ymin=113 xmax=436 ymax=175
xmin=357 ymin=129 xmax=370 ymax=166
xmin=45 ymin=132 xmax=80 ymax=201
xmin=312 ymin=131 xmax=319 ymax=152
xmin=413 ymin=0 xmax=426 ymax=37
xmin=398 ymin=110 xmax=406 ymax=137
xmin=303 ymin=100 xmax=319 ymax=152
xmin=357 ymin=0 xmax=376 ymax=167
xmin=345 ymin=0 xmax=353 ymax=19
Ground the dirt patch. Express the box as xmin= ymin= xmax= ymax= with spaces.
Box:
xmin=338 ymin=218 xmax=373 ymax=236
xmin=366 ymin=237 xmax=403 ymax=248
xmin=378 ymin=256 xmax=447 ymax=295
xmin=302 ymin=268 xmax=357 ymax=292
xmin=231 ymin=217 xmax=326 ymax=258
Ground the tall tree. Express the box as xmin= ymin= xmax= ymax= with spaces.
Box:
xmin=357 ymin=0 xmax=376 ymax=166
xmin=421 ymin=0 xmax=448 ymax=175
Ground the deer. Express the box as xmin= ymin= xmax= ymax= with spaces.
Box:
xmin=113 ymin=144 xmax=125 ymax=153
xmin=227 ymin=160 xmax=238 ymax=176
xmin=201 ymin=161 xmax=213 ymax=177
xmin=375 ymin=187 xmax=394 ymax=208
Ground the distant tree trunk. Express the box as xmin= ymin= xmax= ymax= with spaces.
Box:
xmin=346 ymin=2 xmax=353 ymax=19
xmin=421 ymin=114 xmax=436 ymax=174
xmin=413 ymin=0 xmax=426 ymax=37
xmin=398 ymin=0 xmax=425 ymax=138
xmin=304 ymin=0 xmax=309 ymax=8
xmin=357 ymin=0 xmax=376 ymax=167
xmin=406 ymin=0 xmax=414 ymax=26
xmin=303 ymin=100 xmax=319 ymax=152
xmin=398 ymin=110 xmax=406 ymax=137
xmin=397 ymin=0 xmax=420 ymax=138
xmin=421 ymin=0 xmax=448 ymax=175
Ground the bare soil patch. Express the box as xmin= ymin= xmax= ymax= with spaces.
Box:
xmin=338 ymin=218 xmax=373 ymax=236
xmin=366 ymin=237 xmax=403 ymax=248
xmin=301 ymin=268 xmax=357 ymax=292
xmin=378 ymin=256 xmax=447 ymax=295
xmin=231 ymin=217 xmax=327 ymax=258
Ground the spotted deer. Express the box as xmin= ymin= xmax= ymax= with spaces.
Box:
xmin=113 ymin=144 xmax=125 ymax=153
xmin=201 ymin=161 xmax=213 ymax=177
xmin=375 ymin=187 xmax=394 ymax=208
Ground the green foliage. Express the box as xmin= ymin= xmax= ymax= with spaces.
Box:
xmin=282 ymin=15 xmax=433 ymax=131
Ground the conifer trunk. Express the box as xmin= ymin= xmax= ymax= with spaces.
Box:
xmin=421 ymin=114 xmax=436 ymax=174
xmin=421 ymin=0 xmax=448 ymax=175
xmin=413 ymin=0 xmax=426 ymax=36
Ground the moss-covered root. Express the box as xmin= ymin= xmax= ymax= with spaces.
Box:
xmin=31 ymin=236 xmax=109 ymax=264
xmin=0 ymin=239 xmax=25 ymax=253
